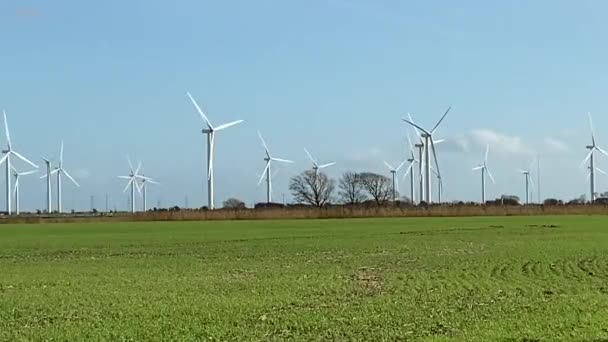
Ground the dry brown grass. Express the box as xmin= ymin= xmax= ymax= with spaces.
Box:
xmin=1 ymin=204 xmax=608 ymax=225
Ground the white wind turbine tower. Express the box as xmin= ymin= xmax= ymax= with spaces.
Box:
xmin=472 ymin=145 xmax=495 ymax=204
xmin=581 ymin=113 xmax=608 ymax=203
xmin=384 ymin=159 xmax=408 ymax=202
xmin=402 ymin=108 xmax=451 ymax=203
xmin=41 ymin=157 xmax=53 ymax=213
xmin=187 ymin=92 xmax=243 ymax=210
xmin=118 ymin=157 xmax=145 ymax=213
xmin=402 ymin=134 xmax=419 ymax=204
xmin=258 ymin=131 xmax=294 ymax=203
xmin=0 ymin=110 xmax=38 ymax=215
xmin=304 ymin=148 xmax=336 ymax=175
xmin=48 ymin=141 xmax=80 ymax=213
xmin=12 ymin=167 xmax=37 ymax=215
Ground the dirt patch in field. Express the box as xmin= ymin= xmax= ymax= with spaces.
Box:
xmin=525 ymin=224 xmax=560 ymax=229
xmin=352 ymin=267 xmax=384 ymax=295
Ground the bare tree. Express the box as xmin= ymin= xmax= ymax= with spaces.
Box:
xmin=223 ymin=198 xmax=246 ymax=209
xmin=289 ymin=170 xmax=335 ymax=207
xmin=338 ymin=171 xmax=367 ymax=204
xmin=358 ymin=172 xmax=392 ymax=204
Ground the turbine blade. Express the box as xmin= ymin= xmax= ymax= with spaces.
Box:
xmin=0 ymin=154 xmax=8 ymax=166
xmin=304 ymin=148 xmax=317 ymax=165
xmin=596 ymin=146 xmax=608 ymax=158
xmin=59 ymin=141 xmax=64 ymax=166
xmin=135 ymin=179 xmax=143 ymax=193
xmin=430 ymin=140 xmax=441 ymax=178
xmin=258 ymin=131 xmax=270 ymax=156
xmin=317 ymin=162 xmax=336 ymax=169
xmin=597 ymin=167 xmax=608 ymax=176
xmin=271 ymin=157 xmax=294 ymax=164
xmin=589 ymin=112 xmax=596 ymax=146
xmin=186 ymin=92 xmax=213 ymax=129
xmin=485 ymin=144 xmax=490 ymax=164
xmin=403 ymin=163 xmax=414 ymax=180
xmin=147 ymin=179 xmax=160 ymax=185
xmin=384 ymin=161 xmax=394 ymax=171
xmin=407 ymin=113 xmax=424 ymax=142
xmin=472 ymin=166 xmax=484 ymax=171
xmin=528 ymin=175 xmax=536 ymax=188
xmin=126 ymin=155 xmax=134 ymax=173
xmin=401 ymin=119 xmax=430 ymax=135
xmin=13 ymin=178 xmax=18 ymax=197
xmin=135 ymin=161 xmax=142 ymax=176
xmin=396 ymin=159 xmax=408 ymax=172
xmin=11 ymin=151 xmax=38 ymax=169
xmin=50 ymin=168 xmax=59 ymax=175
xmin=433 ymin=139 xmax=445 ymax=145
xmin=123 ymin=177 xmax=134 ymax=193
xmin=20 ymin=170 xmax=38 ymax=176
xmin=117 ymin=176 xmax=131 ymax=179
xmin=581 ymin=150 xmax=593 ymax=168
xmin=3 ymin=110 xmax=11 ymax=149
xmin=214 ymin=120 xmax=243 ymax=131
xmin=62 ymin=169 xmax=80 ymax=187
xmin=431 ymin=106 xmax=452 ymax=134
xmin=257 ymin=162 xmax=270 ymax=185
xmin=487 ymin=168 xmax=496 ymax=184
xmin=407 ymin=133 xmax=415 ymax=155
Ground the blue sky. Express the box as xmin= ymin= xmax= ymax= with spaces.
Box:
xmin=1 ymin=0 xmax=607 ymax=210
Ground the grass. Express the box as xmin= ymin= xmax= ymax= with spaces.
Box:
xmin=1 ymin=216 xmax=608 ymax=341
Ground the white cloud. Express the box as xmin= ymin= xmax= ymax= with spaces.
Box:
xmin=470 ymin=129 xmax=534 ymax=156
xmin=544 ymin=137 xmax=571 ymax=153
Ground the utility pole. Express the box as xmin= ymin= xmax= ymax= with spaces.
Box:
xmin=90 ymin=195 xmax=95 ymax=212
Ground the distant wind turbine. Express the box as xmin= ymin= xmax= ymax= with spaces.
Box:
xmin=581 ymin=113 xmax=608 ymax=203
xmin=258 ymin=131 xmax=294 ymax=203
xmin=47 ymin=141 xmax=80 ymax=213
xmin=118 ymin=156 xmax=145 ymax=213
xmin=0 ymin=110 xmax=38 ymax=215
xmin=187 ymin=92 xmax=243 ymax=210
xmin=384 ymin=159 xmax=408 ymax=202
xmin=304 ymin=148 xmax=336 ymax=174
xmin=12 ymin=167 xmax=37 ymax=215
xmin=517 ymin=160 xmax=536 ymax=204
xmin=472 ymin=145 xmax=495 ymax=204
xmin=402 ymin=133 xmax=419 ymax=204
xmin=403 ymin=108 xmax=451 ymax=203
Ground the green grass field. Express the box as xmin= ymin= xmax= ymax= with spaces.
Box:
xmin=1 ymin=216 xmax=608 ymax=341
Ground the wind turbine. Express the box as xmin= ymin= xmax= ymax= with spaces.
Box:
xmin=384 ymin=159 xmax=408 ymax=202
xmin=12 ymin=167 xmax=37 ymax=215
xmin=50 ymin=141 xmax=80 ymax=213
xmin=402 ymin=134 xmax=419 ymax=204
xmin=517 ymin=160 xmax=536 ymax=204
xmin=0 ymin=110 xmax=38 ymax=215
xmin=472 ymin=145 xmax=495 ymax=204
xmin=304 ymin=148 xmax=336 ymax=175
xmin=581 ymin=113 xmax=608 ymax=203
xmin=187 ymin=92 xmax=243 ymax=210
xmin=403 ymin=109 xmax=451 ymax=203
xmin=134 ymin=166 xmax=159 ymax=212
xmin=118 ymin=157 xmax=144 ymax=213
xmin=257 ymin=131 xmax=294 ymax=203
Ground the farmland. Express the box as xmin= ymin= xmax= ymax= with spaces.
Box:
xmin=1 ymin=216 xmax=608 ymax=341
